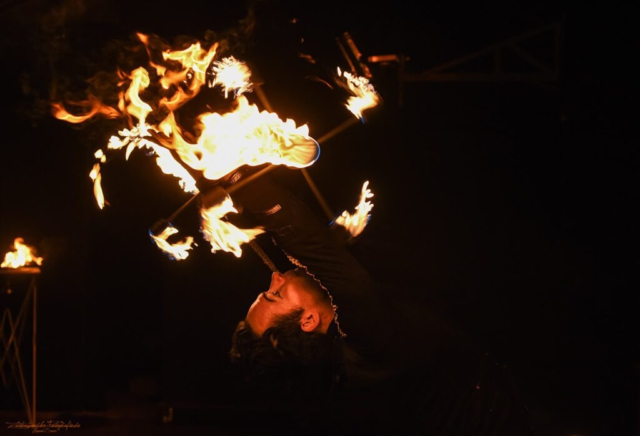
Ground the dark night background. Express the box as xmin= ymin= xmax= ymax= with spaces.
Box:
xmin=0 ymin=0 xmax=638 ymax=435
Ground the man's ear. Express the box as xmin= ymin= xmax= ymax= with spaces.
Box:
xmin=300 ymin=309 xmax=320 ymax=332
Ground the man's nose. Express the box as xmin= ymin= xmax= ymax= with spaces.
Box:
xmin=270 ymin=271 xmax=285 ymax=285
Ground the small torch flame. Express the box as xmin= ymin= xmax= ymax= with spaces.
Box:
xmin=338 ymin=68 xmax=380 ymax=119
xmin=334 ymin=181 xmax=374 ymax=238
xmin=89 ymin=162 xmax=107 ymax=209
xmin=1 ymin=238 xmax=43 ymax=269
xmin=149 ymin=225 xmax=195 ymax=260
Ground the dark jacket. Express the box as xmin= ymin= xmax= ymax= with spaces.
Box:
xmin=230 ymin=172 xmax=535 ymax=435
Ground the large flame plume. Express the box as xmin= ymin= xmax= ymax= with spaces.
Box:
xmin=51 ymin=33 xmax=320 ymax=258
xmin=52 ymin=30 xmax=379 ymax=260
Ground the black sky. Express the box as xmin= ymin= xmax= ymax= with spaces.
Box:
xmin=0 ymin=0 xmax=638 ymax=434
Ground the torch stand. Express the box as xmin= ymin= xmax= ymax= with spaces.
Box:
xmin=0 ymin=267 xmax=39 ymax=425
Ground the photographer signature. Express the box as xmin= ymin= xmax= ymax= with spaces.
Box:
xmin=6 ymin=420 xmax=80 ymax=433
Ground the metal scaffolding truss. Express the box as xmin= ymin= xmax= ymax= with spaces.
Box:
xmin=365 ymin=21 xmax=563 ymax=107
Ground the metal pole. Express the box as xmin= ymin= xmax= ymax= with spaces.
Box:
xmin=316 ymin=117 xmax=359 ymax=144
xmin=31 ymin=277 xmax=36 ymax=425
xmin=301 ymin=168 xmax=334 ymax=221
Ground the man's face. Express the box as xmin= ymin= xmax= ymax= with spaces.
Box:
xmin=245 ymin=268 xmax=318 ymax=336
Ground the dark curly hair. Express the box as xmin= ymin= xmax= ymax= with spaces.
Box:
xmin=230 ymin=308 xmax=336 ymax=372
xmin=229 ymin=308 xmax=340 ymax=404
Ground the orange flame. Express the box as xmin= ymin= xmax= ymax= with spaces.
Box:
xmin=168 ymin=95 xmax=319 ymax=181
xmin=334 ymin=181 xmax=373 ymax=238
xmin=1 ymin=238 xmax=43 ymax=268
xmin=338 ymin=68 xmax=380 ymax=119
xmin=122 ymin=67 xmax=153 ymax=124
xmin=89 ymin=162 xmax=106 ymax=209
xmin=53 ymin=34 xmax=328 ymax=259
xmin=200 ymin=195 xmax=264 ymax=257
xmin=51 ymin=95 xmax=120 ymax=123
xmin=149 ymin=225 xmax=195 ymax=260
xmin=161 ymin=40 xmax=217 ymax=90
xmin=80 ymin=45 xmax=315 ymax=209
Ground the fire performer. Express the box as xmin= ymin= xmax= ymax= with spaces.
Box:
xmin=207 ymin=167 xmax=536 ymax=434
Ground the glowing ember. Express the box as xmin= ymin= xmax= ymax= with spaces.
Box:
xmin=337 ymin=68 xmax=381 ymax=119
xmin=149 ymin=225 xmax=195 ymax=260
xmin=334 ymin=181 xmax=374 ymax=238
xmin=1 ymin=238 xmax=43 ymax=269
